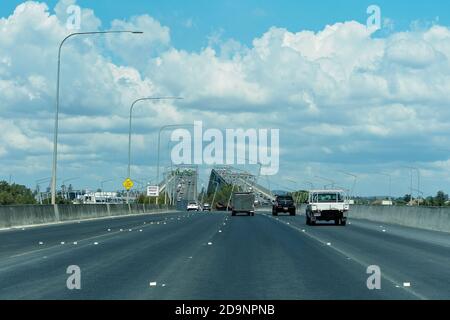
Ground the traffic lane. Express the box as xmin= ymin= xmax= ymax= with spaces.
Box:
xmin=0 ymin=210 xmax=188 ymax=259
xmin=0 ymin=211 xmax=200 ymax=278
xmin=148 ymin=213 xmax=414 ymax=300
xmin=292 ymin=207 xmax=449 ymax=247
xmin=0 ymin=212 xmax=226 ymax=299
xmin=348 ymin=218 xmax=450 ymax=248
xmin=275 ymin=214 xmax=450 ymax=300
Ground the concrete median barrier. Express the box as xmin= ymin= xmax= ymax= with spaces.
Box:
xmin=350 ymin=205 xmax=450 ymax=233
xmin=0 ymin=205 xmax=56 ymax=229
xmin=58 ymin=204 xmax=110 ymax=221
xmin=0 ymin=204 xmax=174 ymax=229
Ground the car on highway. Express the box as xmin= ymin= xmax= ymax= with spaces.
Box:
xmin=272 ymin=195 xmax=296 ymax=216
xmin=215 ymin=202 xmax=231 ymax=211
xmin=202 ymin=203 xmax=211 ymax=211
xmin=186 ymin=201 xmax=200 ymax=211
xmin=231 ymin=192 xmax=255 ymax=216
xmin=305 ymin=190 xmax=349 ymax=226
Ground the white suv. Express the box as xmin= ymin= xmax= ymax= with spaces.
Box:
xmin=306 ymin=190 xmax=349 ymax=226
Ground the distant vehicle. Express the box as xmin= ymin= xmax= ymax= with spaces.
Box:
xmin=231 ymin=192 xmax=255 ymax=216
xmin=215 ymin=202 xmax=231 ymax=211
xmin=272 ymin=195 xmax=296 ymax=216
xmin=202 ymin=203 xmax=211 ymax=211
xmin=186 ymin=201 xmax=200 ymax=211
xmin=305 ymin=190 xmax=349 ymax=226
xmin=78 ymin=192 xmax=124 ymax=204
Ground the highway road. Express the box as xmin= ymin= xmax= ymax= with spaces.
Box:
xmin=0 ymin=210 xmax=449 ymax=300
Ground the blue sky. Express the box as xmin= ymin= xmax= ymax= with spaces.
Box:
xmin=1 ymin=0 xmax=449 ymax=51
xmin=1 ymin=0 xmax=450 ymax=197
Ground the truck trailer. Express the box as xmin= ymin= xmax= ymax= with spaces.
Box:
xmin=231 ymin=192 xmax=255 ymax=216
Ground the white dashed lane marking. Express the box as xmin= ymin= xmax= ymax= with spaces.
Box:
xmin=262 ymin=213 xmax=427 ymax=300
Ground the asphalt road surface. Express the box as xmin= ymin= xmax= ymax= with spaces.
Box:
xmin=0 ymin=210 xmax=449 ymax=300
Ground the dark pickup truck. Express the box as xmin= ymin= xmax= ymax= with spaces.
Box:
xmin=272 ymin=195 xmax=296 ymax=216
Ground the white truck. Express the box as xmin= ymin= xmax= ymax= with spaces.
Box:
xmin=305 ymin=190 xmax=349 ymax=226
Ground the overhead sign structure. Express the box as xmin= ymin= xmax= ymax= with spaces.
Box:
xmin=122 ymin=178 xmax=134 ymax=191
xmin=147 ymin=185 xmax=160 ymax=197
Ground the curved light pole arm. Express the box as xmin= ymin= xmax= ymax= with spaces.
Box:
xmin=127 ymin=97 xmax=181 ymax=204
xmin=303 ymin=181 xmax=315 ymax=189
xmin=337 ymin=171 xmax=357 ymax=198
xmin=314 ymin=176 xmax=335 ymax=189
xmin=51 ymin=30 xmax=143 ymax=205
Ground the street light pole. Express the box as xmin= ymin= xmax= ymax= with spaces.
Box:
xmin=156 ymin=123 xmax=192 ymax=204
xmin=403 ymin=166 xmax=420 ymax=206
xmin=210 ymin=181 xmax=220 ymax=210
xmin=256 ymin=162 xmax=262 ymax=184
xmin=337 ymin=171 xmax=357 ymax=199
xmin=36 ymin=177 xmax=51 ymax=205
xmin=51 ymin=30 xmax=143 ymax=205
xmin=285 ymin=178 xmax=300 ymax=204
xmin=200 ymin=183 xmax=205 ymax=205
xmin=227 ymin=181 xmax=237 ymax=211
xmin=127 ymin=97 xmax=182 ymax=204
xmin=156 ymin=124 xmax=191 ymax=185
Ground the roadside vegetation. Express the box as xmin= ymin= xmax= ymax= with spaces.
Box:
xmin=0 ymin=181 xmax=36 ymax=205
xmin=354 ymin=191 xmax=449 ymax=207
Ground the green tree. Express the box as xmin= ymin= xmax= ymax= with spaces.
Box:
xmin=41 ymin=196 xmax=72 ymax=205
xmin=434 ymin=191 xmax=448 ymax=207
xmin=289 ymin=190 xmax=309 ymax=204
xmin=203 ymin=184 xmax=240 ymax=208
xmin=0 ymin=181 xmax=37 ymax=205
xmin=137 ymin=193 xmax=167 ymax=204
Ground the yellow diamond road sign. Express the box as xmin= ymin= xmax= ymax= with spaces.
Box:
xmin=123 ymin=178 xmax=134 ymax=191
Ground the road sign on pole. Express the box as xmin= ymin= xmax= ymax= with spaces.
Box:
xmin=147 ymin=186 xmax=160 ymax=197
xmin=123 ymin=178 xmax=134 ymax=191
